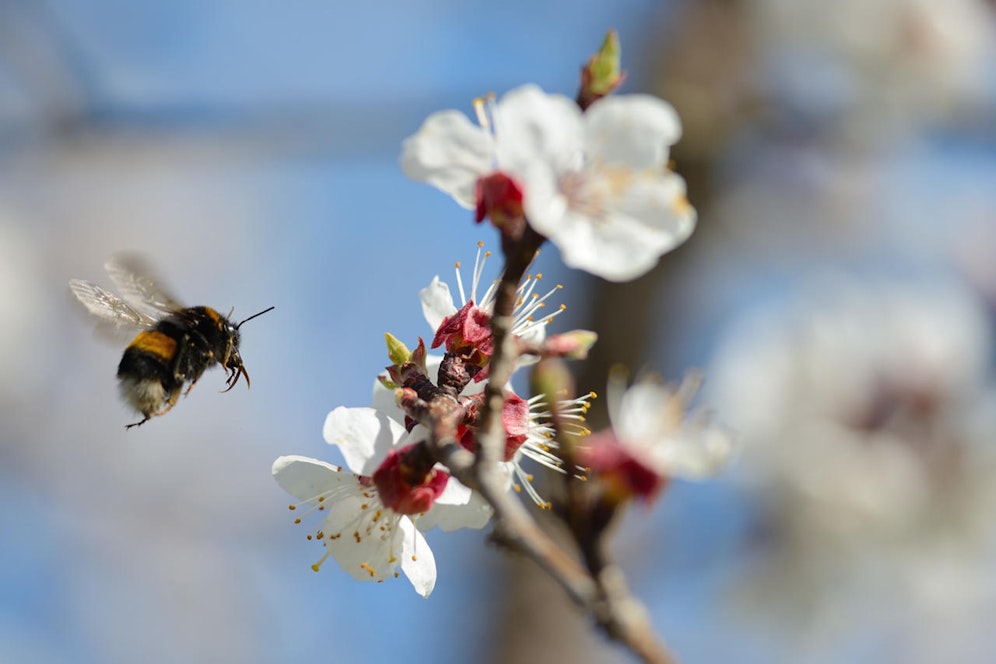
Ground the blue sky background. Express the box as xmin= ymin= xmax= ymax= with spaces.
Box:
xmin=2 ymin=1 xmax=996 ymax=663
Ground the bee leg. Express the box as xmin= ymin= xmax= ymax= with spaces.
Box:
xmin=125 ymin=415 xmax=151 ymax=429
xmin=124 ymin=394 xmax=176 ymax=428
xmin=149 ymin=387 xmax=182 ymax=418
xmin=182 ymin=365 xmax=210 ymax=397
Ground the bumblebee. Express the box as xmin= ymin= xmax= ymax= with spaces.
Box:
xmin=69 ymin=253 xmax=273 ymax=428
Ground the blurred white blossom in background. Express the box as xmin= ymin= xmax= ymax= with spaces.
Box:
xmin=707 ymin=274 xmax=996 ymax=660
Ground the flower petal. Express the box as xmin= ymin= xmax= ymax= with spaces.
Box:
xmin=318 ymin=490 xmax=406 ymax=584
xmin=398 ymin=517 xmax=437 ymax=597
xmin=400 ymin=110 xmax=493 ymax=208
xmin=420 ymin=276 xmax=458 ymax=333
xmin=370 ymin=376 xmax=404 ymax=425
xmin=649 ymin=426 xmax=734 ymax=479
xmin=584 ymin=94 xmax=682 ymax=170
xmin=495 ymin=85 xmax=583 ymax=176
xmin=417 ymin=488 xmax=493 ymax=532
xmin=272 ymin=455 xmax=345 ymax=501
xmin=615 ymin=382 xmax=675 ymax=444
xmin=323 ymin=406 xmax=408 ymax=475
xmin=527 ymin=167 xmax=695 ymax=282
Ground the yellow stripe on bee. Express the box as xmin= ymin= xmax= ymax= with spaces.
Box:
xmin=130 ymin=330 xmax=178 ymax=361
xmin=202 ymin=307 xmax=222 ymax=325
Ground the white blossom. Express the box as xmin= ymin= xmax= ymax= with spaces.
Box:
xmin=402 ymin=85 xmax=696 ymax=281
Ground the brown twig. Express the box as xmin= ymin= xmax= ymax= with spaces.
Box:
xmin=416 ymin=225 xmax=676 ymax=664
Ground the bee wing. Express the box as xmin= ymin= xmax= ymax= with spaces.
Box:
xmin=104 ymin=252 xmax=184 ymax=316
xmin=69 ymin=279 xmax=158 ymax=338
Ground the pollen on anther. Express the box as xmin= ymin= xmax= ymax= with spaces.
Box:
xmin=513 ymin=484 xmax=522 ymax=493
xmin=360 ymin=562 xmax=376 ymax=578
xmin=310 ymin=564 xmax=321 ymax=572
xmin=394 ymin=572 xmax=400 ymax=578
xmin=288 ymin=505 xmax=296 ymax=511
xmin=353 ymin=531 xmax=362 ymax=543
xmin=411 ymin=555 xmax=418 ymax=561
xmin=318 ymin=496 xmax=325 ymax=503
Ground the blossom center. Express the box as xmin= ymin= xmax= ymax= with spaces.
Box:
xmin=372 ymin=444 xmax=450 ymax=515
xmin=559 ymin=171 xmax=605 ymax=220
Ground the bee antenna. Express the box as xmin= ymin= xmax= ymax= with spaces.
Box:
xmin=236 ymin=305 xmax=275 ymax=329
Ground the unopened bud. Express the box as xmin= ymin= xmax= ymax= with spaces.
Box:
xmin=545 ymin=329 xmax=598 ymax=359
xmin=385 ymin=332 xmax=411 ymax=365
xmin=578 ymin=29 xmax=626 ymax=110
